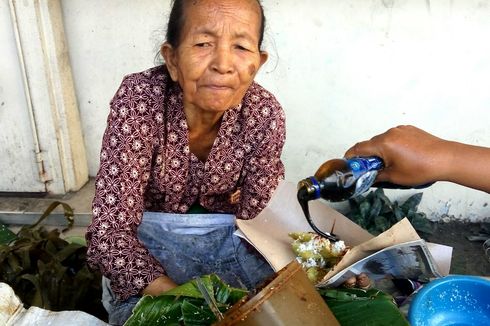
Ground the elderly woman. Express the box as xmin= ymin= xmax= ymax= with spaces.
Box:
xmin=86 ymin=0 xmax=285 ymax=324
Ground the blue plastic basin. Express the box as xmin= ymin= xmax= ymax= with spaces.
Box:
xmin=408 ymin=275 xmax=490 ymax=326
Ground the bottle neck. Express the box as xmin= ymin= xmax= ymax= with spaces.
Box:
xmin=296 ymin=181 xmax=338 ymax=241
xmin=297 ymin=177 xmax=321 ymax=201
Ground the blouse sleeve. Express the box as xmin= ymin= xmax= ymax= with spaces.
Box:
xmin=237 ymin=100 xmax=286 ymax=220
xmin=86 ymin=74 xmax=165 ymax=300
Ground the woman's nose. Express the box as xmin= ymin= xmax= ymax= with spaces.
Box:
xmin=211 ymin=46 xmax=234 ymax=74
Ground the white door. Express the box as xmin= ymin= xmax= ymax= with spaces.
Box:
xmin=0 ymin=0 xmax=46 ymax=193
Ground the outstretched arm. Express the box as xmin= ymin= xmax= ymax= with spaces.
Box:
xmin=344 ymin=125 xmax=490 ymax=193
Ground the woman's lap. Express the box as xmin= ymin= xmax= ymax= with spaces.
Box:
xmin=102 ymin=212 xmax=273 ymax=325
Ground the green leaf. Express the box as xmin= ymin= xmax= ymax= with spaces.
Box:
xmin=125 ymin=275 xmax=248 ymax=326
xmin=125 ymin=295 xmax=183 ymax=326
xmin=24 ymin=201 xmax=74 ymax=232
xmin=6 ymin=253 xmax=23 ymax=277
xmin=365 ymin=190 xmax=375 ymax=201
xmin=348 ymin=195 xmax=364 ymax=208
xmin=181 ymin=299 xmax=216 ymax=325
xmin=359 ymin=201 xmax=371 ymax=219
xmin=400 ymin=193 xmax=423 ymax=212
xmin=0 ymin=223 xmax=17 ymax=245
xmin=161 ymin=278 xmax=206 ymax=299
xmin=374 ymin=216 xmax=391 ymax=233
xmin=20 ymin=273 xmax=43 ymax=307
xmin=374 ymin=188 xmax=392 ymax=207
xmin=410 ymin=213 xmax=433 ymax=235
xmin=369 ymin=198 xmax=383 ymax=220
xmin=64 ymin=235 xmax=87 ymax=246
xmin=319 ymin=287 xmax=393 ymax=301
xmin=393 ymin=204 xmax=405 ymax=222
xmin=38 ymin=259 xmax=69 ymax=310
xmin=318 ymin=288 xmax=369 ymax=301
xmin=0 ymin=201 xmax=104 ymax=320
xmin=211 ymin=274 xmax=247 ymax=305
xmin=319 ymin=288 xmax=409 ymax=326
xmin=347 ymin=189 xmax=430 ymax=239
xmin=54 ymin=242 xmax=84 ymax=262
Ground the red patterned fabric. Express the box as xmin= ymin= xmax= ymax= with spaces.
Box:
xmin=86 ymin=65 xmax=285 ymax=300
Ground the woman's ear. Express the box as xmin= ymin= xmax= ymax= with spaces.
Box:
xmin=259 ymin=50 xmax=268 ymax=69
xmin=161 ymin=42 xmax=179 ymax=82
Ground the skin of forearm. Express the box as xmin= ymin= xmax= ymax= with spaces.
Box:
xmin=142 ymin=275 xmax=178 ymax=296
xmin=442 ymin=141 xmax=490 ymax=193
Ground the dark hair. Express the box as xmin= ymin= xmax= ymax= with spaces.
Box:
xmin=166 ymin=0 xmax=266 ymax=49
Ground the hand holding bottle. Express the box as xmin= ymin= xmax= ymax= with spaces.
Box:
xmin=344 ymin=125 xmax=490 ymax=193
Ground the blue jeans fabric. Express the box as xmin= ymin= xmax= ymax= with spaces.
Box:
xmin=102 ymin=212 xmax=274 ymax=325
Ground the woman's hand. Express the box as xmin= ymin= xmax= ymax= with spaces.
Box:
xmin=142 ymin=275 xmax=178 ymax=296
xmin=344 ymin=125 xmax=451 ymax=187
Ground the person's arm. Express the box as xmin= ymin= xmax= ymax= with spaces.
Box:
xmin=142 ymin=276 xmax=177 ymax=296
xmin=344 ymin=125 xmax=490 ymax=193
xmin=86 ymin=73 xmax=176 ymax=301
xmin=236 ymin=91 xmax=286 ymax=219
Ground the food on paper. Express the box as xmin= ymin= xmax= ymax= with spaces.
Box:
xmin=289 ymin=232 xmax=348 ymax=284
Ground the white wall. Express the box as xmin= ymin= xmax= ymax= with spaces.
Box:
xmin=60 ymin=0 xmax=490 ymax=221
xmin=259 ymin=0 xmax=490 ymax=221
xmin=0 ymin=0 xmax=46 ymax=192
xmin=61 ymin=0 xmax=168 ymax=173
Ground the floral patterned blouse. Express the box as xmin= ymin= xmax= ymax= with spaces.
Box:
xmin=86 ymin=65 xmax=286 ymax=300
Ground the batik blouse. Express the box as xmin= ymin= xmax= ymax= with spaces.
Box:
xmin=86 ymin=65 xmax=286 ymax=300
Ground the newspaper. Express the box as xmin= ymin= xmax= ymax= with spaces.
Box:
xmin=320 ymin=239 xmax=442 ymax=288
xmin=236 ymin=181 xmax=452 ymax=286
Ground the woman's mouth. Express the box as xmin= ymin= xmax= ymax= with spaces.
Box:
xmin=204 ymin=84 xmax=232 ymax=90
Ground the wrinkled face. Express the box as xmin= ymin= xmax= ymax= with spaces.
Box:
xmin=162 ymin=0 xmax=268 ymax=114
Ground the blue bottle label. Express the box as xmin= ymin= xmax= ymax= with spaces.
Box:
xmin=347 ymin=157 xmax=383 ymax=176
xmin=362 ymin=156 xmax=384 ymax=170
xmin=353 ymin=170 xmax=379 ymax=197
xmin=347 ymin=157 xmax=384 ymax=197
xmin=347 ymin=159 xmax=365 ymax=176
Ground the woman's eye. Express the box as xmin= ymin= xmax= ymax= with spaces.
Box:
xmin=235 ymin=45 xmax=249 ymax=51
xmin=195 ymin=42 xmax=211 ymax=47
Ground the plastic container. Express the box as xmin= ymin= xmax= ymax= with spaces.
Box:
xmin=408 ymin=275 xmax=490 ymax=326
xmin=216 ymin=261 xmax=339 ymax=326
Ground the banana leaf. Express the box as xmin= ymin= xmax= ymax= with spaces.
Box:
xmin=124 ymin=274 xmax=248 ymax=326
xmin=318 ymin=288 xmax=409 ymax=326
xmin=0 ymin=222 xmax=17 ymax=245
xmin=0 ymin=201 xmax=105 ymax=321
xmin=347 ymin=189 xmax=433 ymax=236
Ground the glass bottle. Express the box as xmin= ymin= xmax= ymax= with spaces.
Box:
xmin=296 ymin=156 xmax=433 ymax=240
xmin=297 ymin=156 xmax=384 ymax=204
xmin=297 ymin=156 xmax=384 ymax=241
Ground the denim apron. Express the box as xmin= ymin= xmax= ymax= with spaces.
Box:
xmin=102 ymin=212 xmax=274 ymax=325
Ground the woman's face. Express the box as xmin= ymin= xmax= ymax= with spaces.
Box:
xmin=162 ymin=0 xmax=268 ymax=114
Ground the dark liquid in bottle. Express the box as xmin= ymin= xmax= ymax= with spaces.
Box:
xmin=316 ymin=169 xmax=357 ymax=202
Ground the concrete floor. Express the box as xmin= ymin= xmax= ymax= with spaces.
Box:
xmin=0 ymin=178 xmax=94 ymax=236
